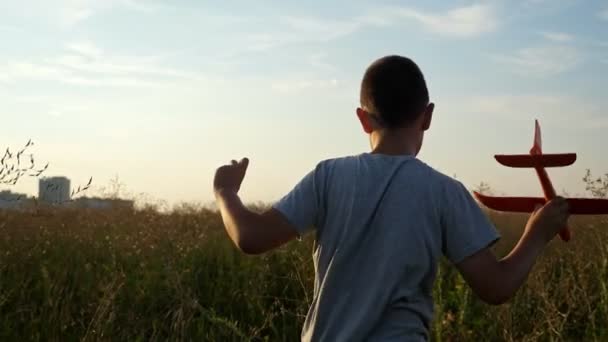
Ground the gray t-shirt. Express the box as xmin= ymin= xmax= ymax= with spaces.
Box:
xmin=273 ymin=153 xmax=500 ymax=341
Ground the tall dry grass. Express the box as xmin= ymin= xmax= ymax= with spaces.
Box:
xmin=0 ymin=205 xmax=606 ymax=341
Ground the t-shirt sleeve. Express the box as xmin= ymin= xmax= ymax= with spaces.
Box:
xmin=272 ymin=163 xmax=326 ymax=237
xmin=440 ymin=180 xmax=501 ymax=264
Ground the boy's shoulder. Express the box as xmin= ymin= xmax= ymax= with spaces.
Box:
xmin=414 ymin=159 xmax=464 ymax=188
xmin=313 ymin=153 xmax=464 ymax=188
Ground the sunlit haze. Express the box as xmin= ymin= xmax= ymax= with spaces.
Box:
xmin=2 ymin=0 xmax=607 ymax=206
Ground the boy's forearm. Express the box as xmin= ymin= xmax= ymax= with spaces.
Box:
xmin=460 ymin=229 xmax=547 ymax=305
xmin=461 ymin=199 xmax=570 ymax=305
xmin=492 ymin=231 xmax=546 ymax=302
xmin=214 ymin=189 xmax=299 ymax=254
xmin=215 ymin=189 xmax=257 ymax=249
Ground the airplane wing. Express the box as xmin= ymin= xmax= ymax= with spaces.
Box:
xmin=473 ymin=192 xmax=608 ymax=215
xmin=566 ymin=198 xmax=608 ymax=215
xmin=495 ymin=153 xmax=577 ymax=168
xmin=473 ymin=192 xmax=544 ymax=213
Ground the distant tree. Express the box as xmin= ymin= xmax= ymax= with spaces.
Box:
xmin=583 ymin=169 xmax=608 ymax=199
xmin=95 ymin=174 xmax=126 ymax=200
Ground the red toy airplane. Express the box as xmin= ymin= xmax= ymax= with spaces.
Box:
xmin=474 ymin=120 xmax=608 ymax=242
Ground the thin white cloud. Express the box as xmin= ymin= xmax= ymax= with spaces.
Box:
xmin=271 ymin=78 xmax=339 ymax=93
xmin=0 ymin=41 xmax=202 ymax=87
xmin=521 ymin=0 xmax=579 ymax=12
xmin=237 ymin=16 xmax=359 ymax=53
xmin=59 ymin=6 xmax=93 ymax=27
xmin=599 ymin=8 xmax=608 ymax=20
xmin=1 ymin=62 xmax=67 ymax=80
xmin=236 ymin=2 xmax=498 ymax=55
xmin=391 ymin=3 xmax=498 ymax=38
xmin=464 ymin=94 xmax=564 ymax=116
xmin=308 ymin=52 xmax=335 ymax=71
xmin=7 ymin=0 xmax=164 ymax=28
xmin=66 ymin=42 xmax=103 ymax=58
xmin=493 ymin=45 xmax=582 ymax=77
xmin=355 ymin=13 xmax=393 ymax=27
xmin=121 ymin=0 xmax=164 ymax=13
xmin=539 ymin=31 xmax=574 ymax=42
xmin=282 ymin=16 xmax=360 ymax=42
xmin=0 ymin=61 xmax=164 ymax=87
xmin=453 ymin=94 xmax=607 ymax=129
xmin=56 ymin=42 xmax=198 ymax=79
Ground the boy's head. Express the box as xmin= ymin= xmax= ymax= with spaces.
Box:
xmin=357 ymin=55 xmax=434 ymax=135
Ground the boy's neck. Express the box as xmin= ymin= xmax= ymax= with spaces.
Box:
xmin=369 ymin=128 xmax=421 ymax=157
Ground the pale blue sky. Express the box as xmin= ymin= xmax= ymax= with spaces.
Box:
xmin=1 ymin=0 xmax=607 ymax=206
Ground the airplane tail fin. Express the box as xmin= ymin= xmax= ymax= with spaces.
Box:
xmin=530 ymin=119 xmax=542 ymax=155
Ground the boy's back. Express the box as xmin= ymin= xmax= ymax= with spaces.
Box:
xmin=274 ymin=153 xmax=499 ymax=341
xmin=214 ymin=55 xmax=570 ymax=341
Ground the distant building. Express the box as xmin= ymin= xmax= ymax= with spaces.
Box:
xmin=39 ymin=177 xmax=71 ymax=204
xmin=1 ymin=175 xmax=136 ymax=211
xmin=0 ymin=190 xmax=28 ymax=209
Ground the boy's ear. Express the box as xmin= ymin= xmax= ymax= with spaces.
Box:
xmin=421 ymin=103 xmax=434 ymax=131
xmin=356 ymin=107 xmax=374 ymax=134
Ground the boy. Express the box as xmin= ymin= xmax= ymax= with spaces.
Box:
xmin=213 ymin=55 xmax=570 ymax=341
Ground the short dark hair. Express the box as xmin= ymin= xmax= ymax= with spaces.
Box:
xmin=360 ymin=55 xmax=429 ymax=128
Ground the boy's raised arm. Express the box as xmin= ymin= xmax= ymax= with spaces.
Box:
xmin=214 ymin=158 xmax=299 ymax=255
xmin=455 ymin=198 xmax=570 ymax=305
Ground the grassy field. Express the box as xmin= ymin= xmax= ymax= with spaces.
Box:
xmin=0 ymin=204 xmax=607 ymax=341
